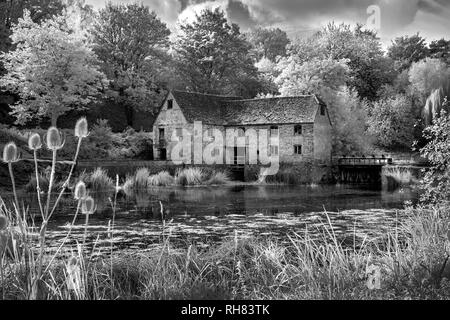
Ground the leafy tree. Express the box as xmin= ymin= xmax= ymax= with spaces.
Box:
xmin=173 ymin=8 xmax=259 ymax=97
xmin=388 ymin=34 xmax=429 ymax=71
xmin=0 ymin=0 xmax=65 ymax=53
xmin=423 ymin=81 xmax=450 ymax=126
xmin=409 ymin=58 xmax=450 ymax=105
xmin=287 ymin=23 xmax=394 ymax=101
xmin=367 ymin=94 xmax=416 ymax=149
xmin=246 ymin=27 xmax=290 ymax=62
xmin=275 ymin=57 xmax=350 ymax=96
xmin=0 ymin=10 xmax=107 ymax=125
xmin=429 ymin=38 xmax=450 ymax=66
xmin=323 ymin=88 xmax=371 ymax=154
xmin=91 ymin=2 xmax=171 ymax=126
xmin=420 ymin=100 xmax=450 ymax=203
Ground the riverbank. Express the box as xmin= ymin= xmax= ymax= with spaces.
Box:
xmin=2 ymin=204 xmax=450 ymax=300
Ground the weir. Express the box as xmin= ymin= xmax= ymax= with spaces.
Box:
xmin=336 ymin=156 xmax=392 ymax=185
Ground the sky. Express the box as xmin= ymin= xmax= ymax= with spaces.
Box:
xmin=84 ymin=0 xmax=450 ymax=48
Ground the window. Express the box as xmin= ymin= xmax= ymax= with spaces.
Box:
xmin=167 ymin=99 xmax=173 ymax=109
xmin=269 ymin=145 xmax=279 ymax=156
xmin=294 ymin=125 xmax=302 ymax=135
xmin=207 ymin=128 xmax=214 ymax=137
xmin=294 ymin=145 xmax=302 ymax=155
xmin=159 ymin=128 xmax=165 ymax=139
xmin=270 ymin=126 xmax=279 ymax=136
xmin=320 ymin=105 xmax=326 ymax=116
xmin=176 ymin=128 xmax=182 ymax=137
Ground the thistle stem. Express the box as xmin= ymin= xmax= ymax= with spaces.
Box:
xmin=8 ymin=162 xmax=20 ymax=215
xmin=48 ymin=138 xmax=82 ymax=221
xmin=33 ymin=150 xmax=44 ymax=220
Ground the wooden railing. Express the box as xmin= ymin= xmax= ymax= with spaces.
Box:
xmin=336 ymin=156 xmax=393 ymax=166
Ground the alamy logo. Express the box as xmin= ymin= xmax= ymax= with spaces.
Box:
xmin=169 ymin=121 xmax=280 ymax=176
xmin=367 ymin=5 xmax=381 ymax=31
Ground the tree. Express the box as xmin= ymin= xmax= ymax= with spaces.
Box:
xmin=367 ymin=94 xmax=416 ymax=149
xmin=409 ymin=58 xmax=450 ymax=104
xmin=388 ymin=34 xmax=429 ymax=71
xmin=275 ymin=56 xmax=350 ymax=96
xmin=287 ymin=23 xmax=394 ymax=101
xmin=246 ymin=27 xmax=290 ymax=62
xmin=0 ymin=0 xmax=65 ymax=69
xmin=0 ymin=10 xmax=107 ymax=125
xmin=174 ymin=8 xmax=259 ymax=97
xmin=429 ymin=38 xmax=450 ymax=66
xmin=91 ymin=2 xmax=171 ymax=126
xmin=420 ymin=100 xmax=450 ymax=203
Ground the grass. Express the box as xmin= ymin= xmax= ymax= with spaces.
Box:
xmin=88 ymin=168 xmax=114 ymax=193
xmin=148 ymin=171 xmax=174 ymax=187
xmin=175 ymin=168 xmax=205 ymax=186
xmin=206 ymin=171 xmax=231 ymax=185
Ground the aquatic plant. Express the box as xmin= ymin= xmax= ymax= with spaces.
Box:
xmin=89 ymin=168 xmax=114 ymax=193
xmin=25 ymin=173 xmax=50 ymax=194
xmin=134 ymin=168 xmax=151 ymax=190
xmin=175 ymin=167 xmax=205 ymax=186
xmin=206 ymin=171 xmax=230 ymax=185
xmin=148 ymin=171 xmax=174 ymax=187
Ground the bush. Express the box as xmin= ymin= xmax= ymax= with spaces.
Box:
xmin=420 ymin=104 xmax=450 ymax=203
xmin=206 ymin=171 xmax=230 ymax=185
xmin=175 ymin=168 xmax=205 ymax=186
xmin=133 ymin=168 xmax=151 ymax=190
xmin=148 ymin=171 xmax=174 ymax=186
xmin=87 ymin=168 xmax=114 ymax=193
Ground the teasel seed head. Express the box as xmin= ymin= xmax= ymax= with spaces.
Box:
xmin=74 ymin=181 xmax=87 ymax=200
xmin=45 ymin=127 xmax=65 ymax=151
xmin=2 ymin=142 xmax=20 ymax=163
xmin=28 ymin=133 xmax=42 ymax=151
xmin=81 ymin=196 xmax=96 ymax=215
xmin=74 ymin=117 xmax=89 ymax=138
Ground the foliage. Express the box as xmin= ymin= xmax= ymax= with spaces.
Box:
xmin=388 ymin=34 xmax=430 ymax=71
xmin=246 ymin=27 xmax=290 ymax=62
xmin=324 ymin=88 xmax=371 ymax=154
xmin=367 ymin=94 xmax=416 ymax=149
xmin=0 ymin=0 xmax=65 ymax=62
xmin=173 ymin=8 xmax=259 ymax=97
xmin=91 ymin=2 xmax=170 ymax=126
xmin=275 ymin=57 xmax=350 ymax=96
xmin=148 ymin=171 xmax=174 ymax=187
xmin=175 ymin=167 xmax=205 ymax=186
xmin=429 ymin=39 xmax=450 ymax=66
xmin=0 ymin=10 xmax=107 ymax=125
xmin=409 ymin=58 xmax=450 ymax=104
xmin=420 ymin=105 xmax=450 ymax=203
xmin=286 ymin=23 xmax=394 ymax=101
xmin=423 ymin=83 xmax=450 ymax=126
xmin=87 ymin=167 xmax=114 ymax=193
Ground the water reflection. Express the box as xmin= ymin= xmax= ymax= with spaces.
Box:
xmin=4 ymin=184 xmax=419 ymax=253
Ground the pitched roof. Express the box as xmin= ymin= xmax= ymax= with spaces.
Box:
xmin=171 ymin=91 xmax=240 ymax=124
xmin=170 ymin=90 xmax=325 ymax=125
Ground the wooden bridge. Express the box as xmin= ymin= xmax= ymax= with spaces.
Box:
xmin=334 ymin=156 xmax=393 ymax=184
xmin=336 ymin=156 xmax=393 ymax=167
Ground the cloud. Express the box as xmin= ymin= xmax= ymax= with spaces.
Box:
xmin=85 ymin=0 xmax=450 ymax=46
